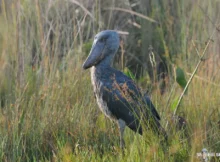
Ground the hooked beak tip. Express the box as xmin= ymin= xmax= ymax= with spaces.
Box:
xmin=82 ymin=60 xmax=93 ymax=69
xmin=82 ymin=64 xmax=89 ymax=70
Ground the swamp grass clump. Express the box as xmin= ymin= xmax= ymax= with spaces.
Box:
xmin=0 ymin=0 xmax=219 ymax=161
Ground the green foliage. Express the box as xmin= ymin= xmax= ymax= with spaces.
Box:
xmin=170 ymin=97 xmax=179 ymax=112
xmin=0 ymin=0 xmax=219 ymax=161
xmin=123 ymin=67 xmax=136 ymax=80
xmin=175 ymin=67 xmax=188 ymax=92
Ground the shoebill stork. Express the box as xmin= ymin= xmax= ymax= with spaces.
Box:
xmin=83 ymin=30 xmax=167 ymax=148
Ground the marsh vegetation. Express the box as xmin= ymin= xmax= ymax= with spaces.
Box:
xmin=0 ymin=0 xmax=220 ymax=161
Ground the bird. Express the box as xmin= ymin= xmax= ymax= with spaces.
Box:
xmin=82 ymin=30 xmax=167 ymax=148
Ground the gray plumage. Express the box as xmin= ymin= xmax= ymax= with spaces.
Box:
xmin=83 ymin=30 xmax=167 ymax=148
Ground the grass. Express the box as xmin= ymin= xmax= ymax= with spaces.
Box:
xmin=0 ymin=0 xmax=220 ymax=161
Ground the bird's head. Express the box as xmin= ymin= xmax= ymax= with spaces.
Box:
xmin=82 ymin=30 xmax=120 ymax=69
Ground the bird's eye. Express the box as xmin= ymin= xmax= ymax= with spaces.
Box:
xmin=99 ymin=38 xmax=106 ymax=42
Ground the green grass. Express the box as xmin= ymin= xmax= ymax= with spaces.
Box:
xmin=0 ymin=0 xmax=220 ymax=161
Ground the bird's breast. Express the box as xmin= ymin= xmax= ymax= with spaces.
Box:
xmin=96 ymin=95 xmax=116 ymax=121
xmin=90 ymin=67 xmax=116 ymax=121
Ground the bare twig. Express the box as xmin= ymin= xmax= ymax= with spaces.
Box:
xmin=199 ymin=5 xmax=220 ymax=33
xmin=104 ymin=7 xmax=158 ymax=24
xmin=67 ymin=0 xmax=95 ymax=20
xmin=186 ymin=72 xmax=220 ymax=87
xmin=116 ymin=30 xmax=129 ymax=35
xmin=173 ymin=29 xmax=216 ymax=116
xmin=192 ymin=40 xmax=200 ymax=58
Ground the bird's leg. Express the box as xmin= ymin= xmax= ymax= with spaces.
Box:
xmin=118 ymin=119 xmax=126 ymax=149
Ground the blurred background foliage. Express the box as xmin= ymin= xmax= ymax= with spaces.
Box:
xmin=1 ymin=0 xmax=220 ymax=91
xmin=0 ymin=0 xmax=220 ymax=161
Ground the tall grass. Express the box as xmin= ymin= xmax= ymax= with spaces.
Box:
xmin=0 ymin=0 xmax=219 ymax=161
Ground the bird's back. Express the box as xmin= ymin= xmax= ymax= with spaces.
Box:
xmin=92 ymin=66 xmax=161 ymax=133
